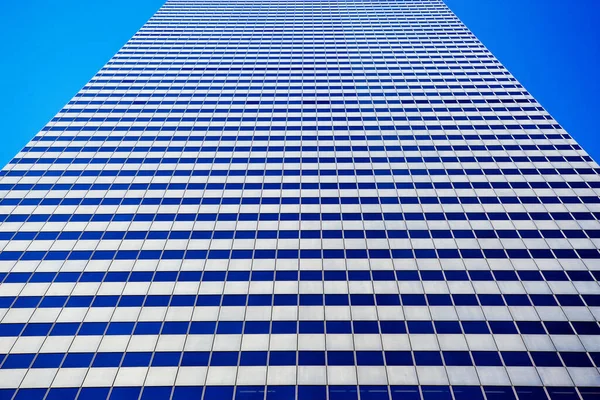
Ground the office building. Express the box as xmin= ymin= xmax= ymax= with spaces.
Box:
xmin=0 ymin=0 xmax=599 ymax=398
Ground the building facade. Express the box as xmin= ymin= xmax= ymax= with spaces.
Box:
xmin=0 ymin=0 xmax=599 ymax=399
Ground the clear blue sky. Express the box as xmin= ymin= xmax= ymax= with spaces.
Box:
xmin=445 ymin=0 xmax=600 ymax=162
xmin=0 ymin=0 xmax=165 ymax=167
xmin=0 ymin=0 xmax=598 ymax=167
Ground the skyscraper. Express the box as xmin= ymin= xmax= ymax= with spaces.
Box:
xmin=0 ymin=0 xmax=599 ymax=398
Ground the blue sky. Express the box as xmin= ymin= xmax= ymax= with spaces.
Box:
xmin=0 ymin=0 xmax=164 ymax=167
xmin=0 ymin=0 xmax=598 ymax=167
xmin=445 ymin=0 xmax=600 ymax=162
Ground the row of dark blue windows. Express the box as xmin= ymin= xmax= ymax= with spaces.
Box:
xmin=102 ymin=56 xmax=496 ymax=61
xmin=39 ymin=121 xmax=562 ymax=131
xmin=86 ymin=78 xmax=517 ymax=85
xmin=11 ymin=163 xmax=600 ymax=176
xmin=113 ymin=38 xmax=485 ymax=43
xmin=98 ymin=63 xmax=510 ymax=70
xmin=59 ymin=105 xmax=539 ymax=114
xmin=65 ymin=97 xmax=536 ymax=106
xmin=51 ymin=112 xmax=549 ymax=123
xmin=2 ymin=350 xmax=600 ymax=369
xmin=56 ymin=115 xmax=553 ymax=127
xmin=105 ymin=47 xmax=499 ymax=52
xmin=102 ymin=58 xmax=508 ymax=64
xmin=51 ymin=116 xmax=564 ymax=127
xmin=67 ymin=93 xmax=541 ymax=103
xmin=20 ymin=153 xmax=586 ymax=168
xmin=107 ymin=48 xmax=497 ymax=53
xmin=2 ymin=181 xmax=593 ymax=192
xmin=3 ymin=195 xmax=598 ymax=207
xmin=114 ymin=42 xmax=497 ymax=45
xmin=56 ymin=109 xmax=545 ymax=119
xmin=99 ymin=53 xmax=500 ymax=59
xmin=15 ymin=144 xmax=581 ymax=156
xmin=32 ymin=133 xmax=568 ymax=144
xmin=97 ymin=62 xmax=506 ymax=68
xmin=99 ymin=61 xmax=511 ymax=66
xmin=64 ymin=96 xmax=528 ymax=104
xmin=20 ymin=152 xmax=556 ymax=170
xmin=81 ymin=67 xmax=517 ymax=75
xmin=81 ymin=79 xmax=523 ymax=85
xmin=87 ymin=85 xmax=524 ymax=93
xmin=117 ymin=47 xmax=492 ymax=52
xmin=81 ymin=82 xmax=527 ymax=89
xmin=124 ymin=33 xmax=475 ymax=37
xmin=97 ymin=56 xmax=501 ymax=63
xmin=100 ymin=50 xmax=512 ymax=54
xmin=102 ymin=59 xmax=506 ymax=63
xmin=79 ymin=86 xmax=529 ymax=94
xmin=89 ymin=72 xmax=509 ymax=78
xmin=3 ymin=211 xmax=600 ymax=224
xmin=74 ymin=89 xmax=531 ymax=98
xmin=34 ymin=132 xmax=568 ymax=144
xmin=0 ymin=385 xmax=594 ymax=400
xmin=3 ymin=197 xmax=600 ymax=213
xmin=96 ymin=57 xmax=502 ymax=63
xmin=2 ymin=268 xmax=596 ymax=284
xmin=32 ymin=132 xmax=571 ymax=142
xmin=125 ymin=33 xmax=477 ymax=37
xmin=128 ymin=28 xmax=486 ymax=32
xmin=1 ymin=319 xmax=597 ymax=338
xmin=112 ymin=41 xmax=486 ymax=46
xmin=5 ymin=166 xmax=600 ymax=180
xmin=127 ymin=31 xmax=469 ymax=35
xmin=18 ymin=145 xmax=580 ymax=159
xmin=78 ymin=73 xmax=519 ymax=80
xmin=4 ymin=228 xmax=597 ymax=241
xmin=12 ymin=166 xmax=595 ymax=178
xmin=105 ymin=54 xmax=506 ymax=60
xmin=87 ymin=77 xmax=517 ymax=83
xmin=1 ymin=293 xmax=599 ymax=309
xmin=2 ymin=248 xmax=600 ymax=262
xmin=54 ymin=104 xmax=540 ymax=114
xmin=61 ymin=94 xmax=536 ymax=102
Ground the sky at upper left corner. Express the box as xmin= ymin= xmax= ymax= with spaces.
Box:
xmin=0 ymin=0 xmax=166 ymax=168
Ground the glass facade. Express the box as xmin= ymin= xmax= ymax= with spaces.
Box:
xmin=0 ymin=0 xmax=599 ymax=398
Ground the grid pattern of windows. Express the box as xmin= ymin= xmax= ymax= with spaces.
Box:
xmin=0 ymin=0 xmax=599 ymax=398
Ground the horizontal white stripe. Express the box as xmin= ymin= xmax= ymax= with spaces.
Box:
xmin=0 ymin=303 xmax=594 ymax=325
xmin=0 ymin=277 xmax=597 ymax=296
xmin=1 ymin=365 xmax=598 ymax=388
xmin=0 ymin=332 xmax=595 ymax=354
